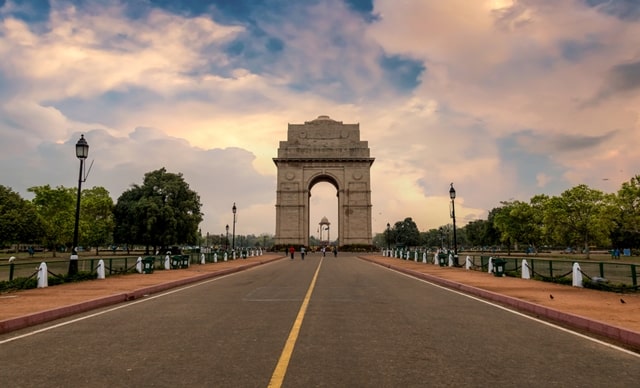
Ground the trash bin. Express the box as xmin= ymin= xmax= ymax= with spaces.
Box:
xmin=438 ymin=253 xmax=447 ymax=267
xmin=180 ymin=255 xmax=190 ymax=268
xmin=493 ymin=258 xmax=506 ymax=277
xmin=171 ymin=255 xmax=182 ymax=269
xmin=142 ymin=257 xmax=155 ymax=274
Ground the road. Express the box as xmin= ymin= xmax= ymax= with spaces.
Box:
xmin=1 ymin=254 xmax=638 ymax=387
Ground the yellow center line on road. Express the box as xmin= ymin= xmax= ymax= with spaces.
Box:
xmin=268 ymin=257 xmax=323 ymax=388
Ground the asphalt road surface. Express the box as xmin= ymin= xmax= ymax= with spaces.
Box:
xmin=1 ymin=254 xmax=638 ymax=387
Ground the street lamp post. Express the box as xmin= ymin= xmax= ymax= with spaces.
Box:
xmin=225 ymin=224 xmax=229 ymax=250
xmin=449 ymin=183 xmax=459 ymax=266
xmin=386 ymin=222 xmax=390 ymax=250
xmin=232 ymin=203 xmax=237 ymax=250
xmin=69 ymin=134 xmax=89 ymax=276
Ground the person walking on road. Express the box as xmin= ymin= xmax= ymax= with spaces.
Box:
xmin=321 ymin=246 xmax=326 ymax=257
xmin=333 ymin=246 xmax=338 ymax=257
xmin=289 ymin=246 xmax=295 ymax=260
xmin=301 ymin=246 xmax=306 ymax=260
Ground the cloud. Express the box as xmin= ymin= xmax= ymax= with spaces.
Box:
xmin=1 ymin=0 xmax=639 ymax=239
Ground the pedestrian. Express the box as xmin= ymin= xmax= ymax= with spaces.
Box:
xmin=333 ymin=246 xmax=338 ymax=257
xmin=301 ymin=246 xmax=306 ymax=260
xmin=321 ymin=246 xmax=326 ymax=257
xmin=289 ymin=246 xmax=295 ymax=260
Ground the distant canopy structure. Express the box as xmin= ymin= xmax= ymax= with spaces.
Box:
xmin=319 ymin=216 xmax=331 ymax=243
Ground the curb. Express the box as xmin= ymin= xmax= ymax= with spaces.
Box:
xmin=0 ymin=256 xmax=284 ymax=335
xmin=360 ymin=256 xmax=640 ymax=351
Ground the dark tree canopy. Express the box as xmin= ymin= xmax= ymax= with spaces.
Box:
xmin=113 ymin=168 xmax=203 ymax=252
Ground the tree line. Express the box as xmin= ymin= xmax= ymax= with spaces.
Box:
xmin=3 ymin=169 xmax=639 ymax=256
xmin=0 ymin=168 xmax=203 ymax=255
xmin=375 ymin=176 xmax=640 ymax=257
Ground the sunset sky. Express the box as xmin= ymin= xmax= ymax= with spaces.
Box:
xmin=1 ymin=0 xmax=638 ymax=239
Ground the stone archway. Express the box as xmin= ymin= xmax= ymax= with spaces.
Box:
xmin=273 ymin=115 xmax=374 ymax=247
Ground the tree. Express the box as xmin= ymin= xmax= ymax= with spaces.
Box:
xmin=113 ymin=168 xmax=203 ymax=253
xmin=493 ymin=198 xmax=547 ymax=254
xmin=28 ymin=185 xmax=76 ymax=256
xmin=81 ymin=186 xmax=115 ymax=255
xmin=0 ymin=185 xmax=44 ymax=249
xmin=463 ymin=219 xmax=491 ymax=248
xmin=610 ymin=175 xmax=640 ymax=249
xmin=544 ymin=184 xmax=611 ymax=258
xmin=392 ymin=217 xmax=421 ymax=247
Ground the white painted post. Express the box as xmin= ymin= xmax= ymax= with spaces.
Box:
xmin=465 ymin=256 xmax=472 ymax=270
xmin=97 ymin=259 xmax=105 ymax=279
xmin=200 ymin=253 xmax=205 ymax=264
xmin=136 ymin=257 xmax=143 ymax=273
xmin=164 ymin=255 xmax=170 ymax=270
xmin=572 ymin=262 xmax=583 ymax=287
xmin=214 ymin=253 xmax=218 ymax=263
xmin=37 ymin=262 xmax=48 ymax=288
xmin=488 ymin=257 xmax=494 ymax=274
xmin=448 ymin=254 xmax=453 ymax=267
xmin=521 ymin=259 xmax=531 ymax=279
xmin=224 ymin=252 xmax=228 ymax=261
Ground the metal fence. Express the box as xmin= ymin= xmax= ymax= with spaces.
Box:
xmin=470 ymin=255 xmax=638 ymax=288
xmin=0 ymin=249 xmax=261 ymax=283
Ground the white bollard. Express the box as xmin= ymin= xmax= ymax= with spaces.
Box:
xmin=414 ymin=251 xmax=418 ymax=262
xmin=136 ymin=257 xmax=143 ymax=273
xmin=164 ymin=255 xmax=171 ymax=270
xmin=97 ymin=259 xmax=105 ymax=279
xmin=233 ymin=251 xmax=236 ymax=260
xmin=448 ymin=254 xmax=454 ymax=267
xmin=214 ymin=253 xmax=218 ymax=263
xmin=37 ymin=262 xmax=48 ymax=288
xmin=572 ymin=262 xmax=583 ymax=287
xmin=488 ymin=257 xmax=494 ymax=274
xmin=201 ymin=253 xmax=205 ymax=265
xmin=224 ymin=252 xmax=228 ymax=261
xmin=521 ymin=259 xmax=531 ymax=279
xmin=465 ymin=256 xmax=472 ymax=270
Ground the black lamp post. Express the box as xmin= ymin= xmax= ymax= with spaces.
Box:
xmin=386 ymin=222 xmax=390 ymax=250
xmin=449 ymin=183 xmax=459 ymax=266
xmin=69 ymin=134 xmax=89 ymax=276
xmin=232 ymin=203 xmax=237 ymax=250
xmin=225 ymin=224 xmax=229 ymax=250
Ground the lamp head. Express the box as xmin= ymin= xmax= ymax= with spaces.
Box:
xmin=75 ymin=134 xmax=89 ymax=159
xmin=232 ymin=202 xmax=237 ymax=214
xmin=449 ymin=183 xmax=456 ymax=200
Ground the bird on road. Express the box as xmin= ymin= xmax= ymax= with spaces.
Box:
xmin=549 ymin=294 xmax=554 ymax=300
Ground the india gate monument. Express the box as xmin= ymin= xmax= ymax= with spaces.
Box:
xmin=273 ymin=115 xmax=374 ymax=247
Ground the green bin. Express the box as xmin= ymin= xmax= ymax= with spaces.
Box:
xmin=438 ymin=253 xmax=448 ymax=267
xmin=493 ymin=258 xmax=506 ymax=277
xmin=171 ymin=255 xmax=182 ymax=269
xmin=181 ymin=255 xmax=190 ymax=268
xmin=142 ymin=257 xmax=155 ymax=274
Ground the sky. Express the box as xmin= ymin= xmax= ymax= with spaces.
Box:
xmin=1 ymin=0 xmax=639 ymax=239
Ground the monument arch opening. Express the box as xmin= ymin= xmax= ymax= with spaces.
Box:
xmin=273 ymin=115 xmax=374 ymax=248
